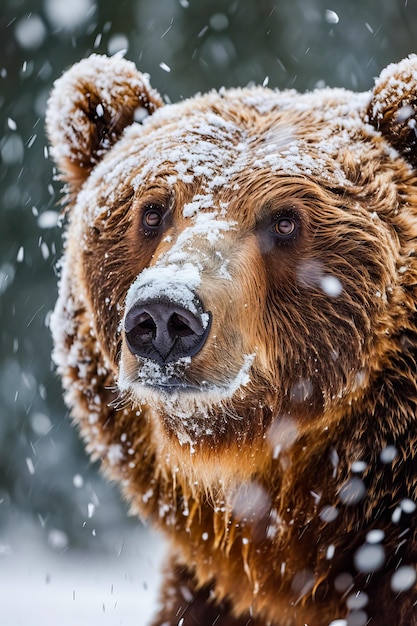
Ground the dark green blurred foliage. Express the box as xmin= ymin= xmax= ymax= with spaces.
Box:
xmin=0 ymin=0 xmax=416 ymax=552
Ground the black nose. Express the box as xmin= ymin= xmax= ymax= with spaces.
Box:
xmin=124 ymin=296 xmax=212 ymax=365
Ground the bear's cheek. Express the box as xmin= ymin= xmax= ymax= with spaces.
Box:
xmin=81 ymin=225 xmax=160 ymax=365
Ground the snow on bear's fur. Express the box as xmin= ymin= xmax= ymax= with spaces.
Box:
xmin=47 ymin=54 xmax=417 ymax=625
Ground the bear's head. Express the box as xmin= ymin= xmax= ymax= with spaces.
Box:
xmin=47 ymin=54 xmax=417 ymax=484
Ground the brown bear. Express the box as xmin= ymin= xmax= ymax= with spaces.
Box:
xmin=46 ymin=53 xmax=417 ymax=625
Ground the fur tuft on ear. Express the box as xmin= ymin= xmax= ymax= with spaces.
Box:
xmin=46 ymin=54 xmax=164 ymax=192
xmin=368 ymin=54 xmax=417 ymax=168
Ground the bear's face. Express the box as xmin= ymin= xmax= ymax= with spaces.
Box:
xmin=47 ymin=55 xmax=417 ymax=460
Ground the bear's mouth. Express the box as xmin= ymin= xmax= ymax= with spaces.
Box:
xmin=118 ymin=350 xmax=216 ymax=398
xmin=142 ymin=377 xmax=206 ymax=394
xmin=118 ymin=352 xmax=256 ymax=404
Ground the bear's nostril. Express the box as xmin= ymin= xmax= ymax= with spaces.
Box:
xmin=124 ymin=297 xmax=212 ymax=365
xmin=169 ymin=312 xmax=196 ymax=338
xmin=132 ymin=312 xmax=157 ymax=336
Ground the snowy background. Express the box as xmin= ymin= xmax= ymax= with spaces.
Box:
xmin=0 ymin=522 xmax=164 ymax=625
xmin=1 ymin=0 xmax=417 ymax=623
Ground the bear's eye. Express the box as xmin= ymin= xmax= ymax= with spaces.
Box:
xmin=142 ymin=204 xmax=164 ymax=230
xmin=271 ymin=215 xmax=298 ymax=239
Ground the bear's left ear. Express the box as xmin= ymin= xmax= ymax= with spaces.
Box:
xmin=46 ymin=54 xmax=164 ymax=193
xmin=367 ymin=55 xmax=417 ymax=168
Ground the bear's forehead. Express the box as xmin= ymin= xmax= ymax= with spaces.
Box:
xmin=98 ymin=88 xmax=373 ymax=192
xmin=80 ymin=87 xmax=384 ymax=229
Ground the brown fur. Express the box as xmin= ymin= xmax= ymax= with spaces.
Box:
xmin=47 ymin=54 xmax=417 ymax=625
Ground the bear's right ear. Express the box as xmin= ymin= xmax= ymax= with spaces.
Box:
xmin=46 ymin=54 xmax=164 ymax=194
xmin=367 ymin=55 xmax=417 ymax=168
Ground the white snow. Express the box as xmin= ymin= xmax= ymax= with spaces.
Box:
xmin=73 ymin=473 xmax=84 ymax=488
xmin=44 ymin=0 xmax=96 ymax=31
xmin=230 ymin=481 xmax=271 ymax=521
xmin=319 ymin=506 xmax=339 ymax=523
xmin=290 ymin=378 xmax=313 ymax=403
xmin=48 ymin=528 xmax=69 ymax=550
xmin=400 ymin=498 xmax=416 ymax=514
xmin=351 ymin=460 xmax=367 ymax=473
xmin=0 ymin=263 xmax=15 ymax=295
xmin=0 ymin=529 xmax=163 ymax=626
xmin=31 ymin=411 xmax=52 ymax=436
xmin=252 ymin=139 xmax=346 ymax=184
xmin=320 ymin=275 xmax=343 ymax=297
xmin=7 ymin=117 xmax=17 ymax=131
xmin=25 ymin=457 xmax=35 ymax=475
xmin=108 ymin=34 xmax=129 ymax=56
xmin=392 ymin=506 xmax=402 ymax=524
xmin=119 ymin=356 xmax=192 ymax=390
xmin=209 ymin=13 xmax=229 ymax=31
xmin=354 ymin=543 xmax=385 ymax=573
xmin=297 ymin=260 xmax=343 ymax=297
xmin=107 ymin=443 xmax=124 ymax=466
xmin=37 ymin=210 xmax=60 ymax=229
xmin=379 ymin=445 xmax=398 ymax=464
xmin=16 ymin=246 xmax=24 ymax=263
xmin=346 ymin=591 xmax=368 ymax=610
xmin=326 ymin=544 xmax=335 ymax=560
xmin=125 ymin=264 xmax=202 ymax=316
xmin=325 ymin=10 xmax=339 ymax=24
xmin=1 ymin=134 xmax=24 ymax=165
xmin=366 ymin=529 xmax=385 ymax=544
xmin=396 ymin=104 xmax=414 ymax=123
xmin=267 ymin=416 xmax=299 ymax=458
xmin=14 ymin=14 xmax=47 ymax=50
xmin=338 ymin=477 xmax=366 ymax=506
xmin=390 ymin=565 xmax=417 ymax=593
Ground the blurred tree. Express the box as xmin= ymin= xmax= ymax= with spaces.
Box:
xmin=0 ymin=0 xmax=416 ymax=552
